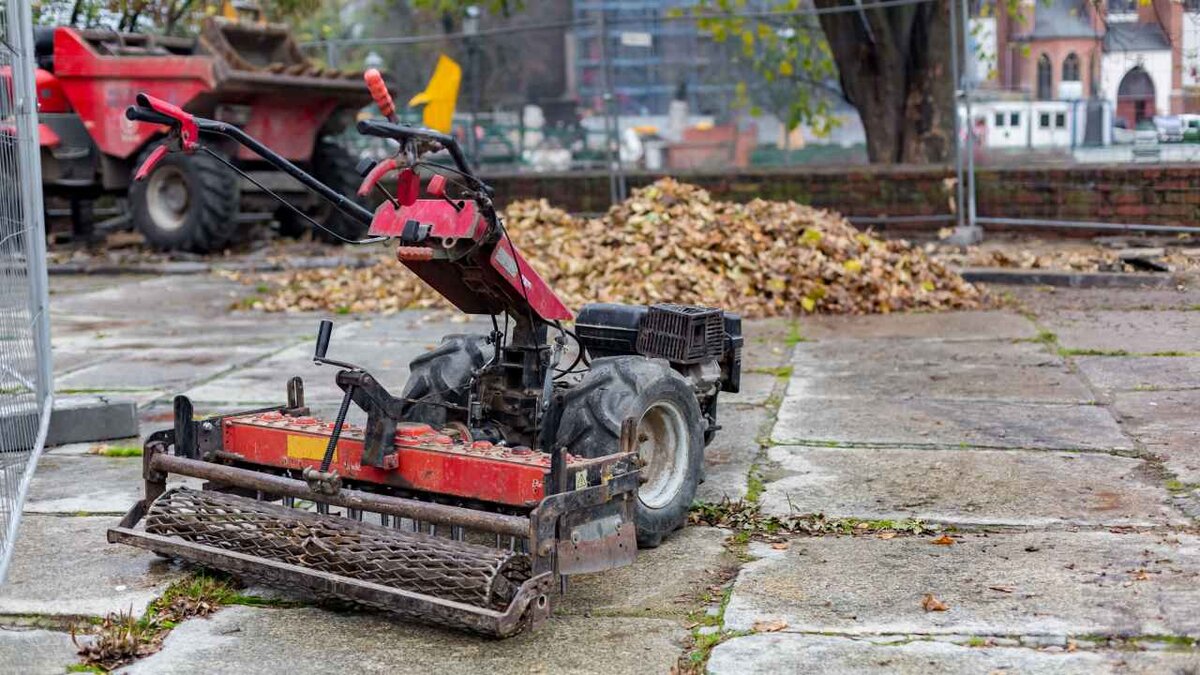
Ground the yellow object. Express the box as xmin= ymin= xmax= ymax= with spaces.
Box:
xmin=221 ymin=0 xmax=238 ymax=20
xmin=408 ymin=55 xmax=462 ymax=133
xmin=287 ymin=434 xmax=336 ymax=462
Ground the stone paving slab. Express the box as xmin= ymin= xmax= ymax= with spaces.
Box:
xmin=758 ymin=446 xmax=1177 ymax=527
xmin=720 ymin=371 xmax=777 ymax=407
xmin=125 ymin=606 xmax=686 ymax=675
xmin=1075 ymin=356 xmax=1200 ymax=395
xmin=55 ymin=346 xmax=268 ymax=391
xmin=0 ymin=629 xmax=78 ymax=675
xmin=51 ymin=313 xmax=315 ymax=353
xmin=0 ymin=515 xmax=183 ymax=616
xmin=1113 ymin=389 xmax=1200 ymax=484
xmin=1041 ymin=310 xmax=1200 ymax=354
xmin=696 ymin=405 xmax=770 ymax=504
xmin=345 ymin=311 xmax=491 ymax=343
xmin=793 ymin=336 xmax=1061 ymax=368
xmin=791 ymin=340 xmax=1091 ymax=404
xmin=48 ymin=275 xmax=254 ymax=320
xmin=799 ymin=311 xmax=1037 ymax=342
xmin=773 ymin=396 xmax=1131 ymax=451
xmin=722 ymin=531 xmax=1200 ymax=637
xmin=707 ymin=634 xmax=1200 ymax=675
xmin=1011 ymin=285 xmax=1200 ymax=313
xmin=561 ymin=527 xmax=732 ymax=617
xmin=180 ymin=326 xmax=432 ymax=407
xmin=23 ymin=455 xmax=200 ymax=514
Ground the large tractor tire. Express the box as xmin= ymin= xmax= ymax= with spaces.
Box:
xmin=398 ymin=334 xmax=492 ymax=428
xmin=277 ymin=139 xmax=369 ymax=242
xmin=555 ymin=356 xmax=704 ymax=548
xmin=129 ymin=143 xmax=240 ymax=252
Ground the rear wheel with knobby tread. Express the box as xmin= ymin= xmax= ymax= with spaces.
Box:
xmin=398 ymin=334 xmax=492 ymax=428
xmin=129 ymin=142 xmax=240 ymax=252
xmin=554 ymin=356 xmax=703 ymax=548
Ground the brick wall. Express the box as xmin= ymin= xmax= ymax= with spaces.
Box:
xmin=484 ymin=164 xmax=1200 ymax=232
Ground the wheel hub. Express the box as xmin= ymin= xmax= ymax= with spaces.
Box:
xmin=146 ymin=164 xmax=190 ymax=232
xmin=635 ymin=400 xmax=688 ymax=510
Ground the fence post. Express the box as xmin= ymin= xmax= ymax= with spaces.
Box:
xmin=10 ymin=0 xmax=51 ymax=403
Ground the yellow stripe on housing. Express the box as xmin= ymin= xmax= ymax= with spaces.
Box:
xmin=287 ymin=435 xmax=335 ymax=462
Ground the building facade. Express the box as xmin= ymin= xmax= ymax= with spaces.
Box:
xmin=985 ymin=0 xmax=1200 ymax=128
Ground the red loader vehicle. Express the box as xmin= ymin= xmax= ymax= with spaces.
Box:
xmin=28 ymin=18 xmax=371 ymax=251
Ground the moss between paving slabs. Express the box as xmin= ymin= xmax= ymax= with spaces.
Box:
xmin=70 ymin=571 xmax=299 ymax=672
xmin=90 ymin=444 xmax=142 ymax=457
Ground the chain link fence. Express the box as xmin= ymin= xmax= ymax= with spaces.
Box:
xmin=308 ymin=2 xmax=894 ymax=212
xmin=0 ymin=0 xmax=53 ymax=583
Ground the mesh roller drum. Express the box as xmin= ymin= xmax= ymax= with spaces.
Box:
xmin=145 ymin=487 xmax=531 ymax=610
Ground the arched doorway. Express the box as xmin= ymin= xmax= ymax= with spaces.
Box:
xmin=1117 ymin=67 xmax=1155 ymax=128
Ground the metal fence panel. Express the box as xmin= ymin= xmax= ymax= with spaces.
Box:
xmin=0 ymin=0 xmax=53 ymax=583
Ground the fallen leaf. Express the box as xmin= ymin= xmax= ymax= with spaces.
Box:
xmin=752 ymin=618 xmax=788 ymax=632
xmin=921 ymin=594 xmax=950 ymax=612
xmin=877 ymin=531 xmax=897 ymax=540
xmin=931 ymin=534 xmax=955 ymax=546
xmin=770 ymin=542 xmax=790 ymax=551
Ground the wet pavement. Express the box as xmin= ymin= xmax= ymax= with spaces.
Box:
xmin=0 ymin=275 xmax=1197 ymax=674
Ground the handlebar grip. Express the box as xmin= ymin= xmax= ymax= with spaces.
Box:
xmin=125 ymin=106 xmax=177 ymax=127
xmin=364 ymin=69 xmax=396 ymax=120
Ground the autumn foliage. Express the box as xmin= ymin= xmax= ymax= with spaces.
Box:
xmin=245 ymin=178 xmax=981 ymax=317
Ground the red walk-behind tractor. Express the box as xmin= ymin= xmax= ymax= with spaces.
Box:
xmin=25 ymin=19 xmax=370 ymax=250
xmin=107 ymin=75 xmax=743 ymax=637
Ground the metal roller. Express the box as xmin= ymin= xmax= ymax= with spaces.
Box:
xmin=145 ymin=488 xmax=531 ymax=610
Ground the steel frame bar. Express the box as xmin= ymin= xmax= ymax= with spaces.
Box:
xmin=148 ymin=453 xmax=531 ymax=538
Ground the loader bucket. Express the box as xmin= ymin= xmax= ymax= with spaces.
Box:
xmin=199 ymin=17 xmax=367 ymax=99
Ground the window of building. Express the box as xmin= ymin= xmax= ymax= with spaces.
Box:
xmin=1055 ymin=112 xmax=1066 ymax=128
xmin=1187 ymin=0 xmax=1200 ymax=12
xmin=1062 ymin=53 xmax=1080 ymax=82
xmin=994 ymin=112 xmax=1005 ymax=127
xmin=1010 ymin=111 xmax=1020 ymax=126
xmin=1036 ymin=54 xmax=1052 ymax=100
xmin=1039 ymin=112 xmax=1051 ymax=128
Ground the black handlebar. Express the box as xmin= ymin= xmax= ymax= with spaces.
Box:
xmin=125 ymin=106 xmax=176 ymax=127
xmin=356 ymin=119 xmax=491 ymax=196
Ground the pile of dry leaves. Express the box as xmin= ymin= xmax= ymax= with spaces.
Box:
xmin=241 ymin=178 xmax=981 ymax=317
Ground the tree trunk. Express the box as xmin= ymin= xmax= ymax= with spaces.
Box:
xmin=816 ymin=0 xmax=955 ymax=164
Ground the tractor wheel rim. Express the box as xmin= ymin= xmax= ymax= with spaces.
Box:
xmin=636 ymin=400 xmax=688 ymax=510
xmin=147 ymin=165 xmax=189 ymax=232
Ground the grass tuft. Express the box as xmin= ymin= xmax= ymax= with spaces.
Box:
xmin=90 ymin=444 xmax=142 ymax=458
xmin=72 ymin=571 xmax=295 ymax=672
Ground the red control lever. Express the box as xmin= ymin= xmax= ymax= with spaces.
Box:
xmin=357 ymin=158 xmax=397 ymax=197
xmin=364 ymin=69 xmax=397 ymax=122
xmin=134 ymin=144 xmax=170 ymax=181
xmin=136 ymin=93 xmax=198 ymax=151
xmin=427 ymin=174 xmax=448 ymax=198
